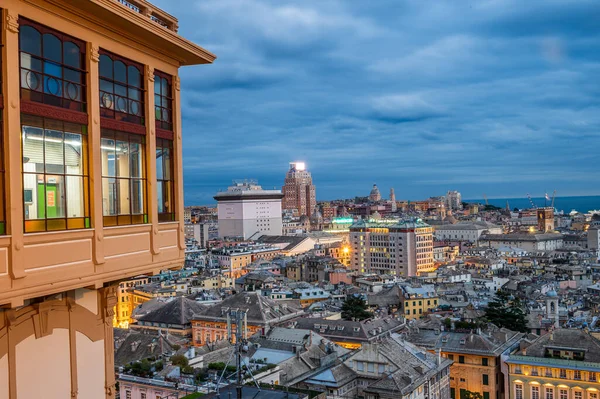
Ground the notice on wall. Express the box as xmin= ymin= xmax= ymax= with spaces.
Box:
xmin=47 ymin=190 xmax=55 ymax=207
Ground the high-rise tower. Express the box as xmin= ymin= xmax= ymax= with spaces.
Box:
xmin=390 ymin=188 xmax=397 ymax=212
xmin=282 ymin=162 xmax=316 ymax=217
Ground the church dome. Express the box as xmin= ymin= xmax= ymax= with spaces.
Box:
xmin=369 ymin=184 xmax=381 ymax=202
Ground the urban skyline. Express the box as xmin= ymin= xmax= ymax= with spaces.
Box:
xmin=151 ymin=0 xmax=600 ymax=204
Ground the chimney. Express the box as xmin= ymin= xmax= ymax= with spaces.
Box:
xmin=436 ymin=348 xmax=441 ymax=366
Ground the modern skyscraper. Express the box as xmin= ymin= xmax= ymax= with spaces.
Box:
xmin=215 ymin=180 xmax=283 ymax=239
xmin=349 ymin=219 xmax=435 ymax=277
xmin=0 ymin=1 xmax=213 ymax=397
xmin=282 ymin=162 xmax=316 ymax=217
xmin=369 ymin=184 xmax=381 ymax=202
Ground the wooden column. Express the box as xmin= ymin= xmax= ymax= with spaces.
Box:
xmin=172 ymin=76 xmax=185 ymax=251
xmin=87 ymin=44 xmax=105 ymax=269
xmin=100 ymin=285 xmax=117 ymax=398
xmin=3 ymin=9 xmax=25 ymax=296
xmin=145 ymin=65 xmax=160 ymax=255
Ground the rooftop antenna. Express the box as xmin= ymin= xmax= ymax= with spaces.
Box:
xmin=216 ymin=309 xmax=260 ymax=398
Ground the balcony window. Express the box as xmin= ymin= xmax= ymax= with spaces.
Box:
xmin=99 ymin=51 xmax=144 ymax=125
xmin=559 ymin=389 xmax=567 ymax=399
xmin=590 ymin=372 xmax=597 ymax=382
xmin=19 ymin=19 xmax=86 ymax=112
xmin=21 ymin=115 xmax=90 ymax=232
xmin=545 ymin=388 xmax=553 ymax=399
xmin=154 ymin=71 xmax=172 ymax=131
xmin=559 ymin=369 xmax=566 ymax=378
xmin=574 ymin=370 xmax=581 ymax=380
xmin=101 ymin=129 xmax=147 ymax=226
xmin=156 ymin=138 xmax=175 ymax=222
xmin=531 ymin=386 xmax=540 ymax=399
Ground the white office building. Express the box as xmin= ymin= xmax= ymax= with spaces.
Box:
xmin=215 ymin=180 xmax=284 ymax=239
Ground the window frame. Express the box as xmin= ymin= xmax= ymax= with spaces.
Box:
xmin=154 ymin=70 xmax=173 ymax=133
xmin=100 ymin=128 xmax=147 ymax=226
xmin=156 ymin=137 xmax=175 ymax=222
xmin=21 ymin=114 xmax=91 ymax=233
xmin=98 ymin=49 xmax=145 ymax=129
xmin=18 ymin=18 xmax=87 ymax=115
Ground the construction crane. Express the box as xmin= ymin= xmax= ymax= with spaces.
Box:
xmin=483 ymin=194 xmax=489 ymax=206
xmin=551 ymin=190 xmax=557 ymax=209
xmin=526 ymin=193 xmax=537 ymax=209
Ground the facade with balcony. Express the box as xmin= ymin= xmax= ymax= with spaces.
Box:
xmin=0 ymin=0 xmax=214 ymax=398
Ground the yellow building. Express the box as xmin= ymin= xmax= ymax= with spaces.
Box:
xmin=197 ymin=275 xmax=234 ymax=289
xmin=507 ymin=330 xmax=600 ymax=399
xmin=401 ymin=284 xmax=439 ymax=320
xmin=113 ymin=275 xmax=150 ymax=328
xmin=407 ymin=327 xmax=524 ymax=399
xmin=0 ymin=0 xmax=214 ymax=397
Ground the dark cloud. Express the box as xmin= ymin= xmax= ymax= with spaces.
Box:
xmin=151 ymin=0 xmax=600 ymax=203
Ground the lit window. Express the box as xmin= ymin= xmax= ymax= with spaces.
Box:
xmin=156 ymin=138 xmax=175 ymax=222
xmin=545 ymin=387 xmax=553 ymax=399
xmin=154 ymin=71 xmax=172 ymax=131
xmin=19 ymin=19 xmax=86 ymax=112
xmin=574 ymin=392 xmax=582 ymax=399
xmin=559 ymin=389 xmax=567 ymax=399
xmin=21 ymin=115 xmax=90 ymax=232
xmin=101 ymin=129 xmax=147 ymax=226
xmin=515 ymin=384 xmax=523 ymax=399
xmin=99 ymin=51 xmax=144 ymax=125
xmin=531 ymin=386 xmax=540 ymax=399
xmin=590 ymin=393 xmax=598 ymax=399
xmin=574 ymin=370 xmax=581 ymax=380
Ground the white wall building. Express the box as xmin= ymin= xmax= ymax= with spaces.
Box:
xmin=215 ymin=180 xmax=284 ymax=239
xmin=184 ymin=223 xmax=210 ymax=247
xmin=480 ymin=233 xmax=563 ymax=251
xmin=350 ymin=219 xmax=434 ymax=277
xmin=434 ymin=221 xmax=502 ymax=243
xmin=445 ymin=190 xmax=462 ymax=210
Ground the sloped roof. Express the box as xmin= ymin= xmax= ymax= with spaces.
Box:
xmin=114 ymin=331 xmax=177 ymax=367
xmin=515 ymin=329 xmax=600 ymax=362
xmin=192 ymin=292 xmax=304 ymax=326
xmin=137 ymin=296 xmax=206 ymax=326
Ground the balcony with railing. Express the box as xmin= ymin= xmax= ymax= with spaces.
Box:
xmin=114 ymin=0 xmax=179 ymax=32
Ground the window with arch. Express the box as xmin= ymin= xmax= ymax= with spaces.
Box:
xmin=154 ymin=71 xmax=172 ymax=131
xmin=99 ymin=51 xmax=144 ymax=125
xmin=18 ymin=19 xmax=86 ymax=112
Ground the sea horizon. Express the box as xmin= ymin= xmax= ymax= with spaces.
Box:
xmin=464 ymin=195 xmax=600 ymax=213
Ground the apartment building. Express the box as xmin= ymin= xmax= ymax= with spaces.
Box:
xmin=350 ymin=219 xmax=435 ymax=277
xmin=0 ymin=0 xmax=214 ymax=397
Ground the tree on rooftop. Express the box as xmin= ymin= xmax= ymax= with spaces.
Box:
xmin=341 ymin=296 xmax=372 ymax=321
xmin=484 ymin=290 xmax=528 ymax=333
xmin=462 ymin=390 xmax=484 ymax=399
xmin=170 ymin=354 xmax=189 ymax=368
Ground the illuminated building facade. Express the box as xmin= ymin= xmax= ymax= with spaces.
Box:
xmin=0 ymin=0 xmax=214 ymax=397
xmin=282 ymin=161 xmax=316 ymax=217
xmin=537 ymin=207 xmax=555 ymax=232
xmin=506 ymin=330 xmax=600 ymax=399
xmin=349 ymin=219 xmax=435 ymax=277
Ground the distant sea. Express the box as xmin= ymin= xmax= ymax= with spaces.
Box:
xmin=464 ymin=196 xmax=600 ymax=213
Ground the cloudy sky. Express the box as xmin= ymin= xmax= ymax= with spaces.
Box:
xmin=152 ymin=0 xmax=600 ymax=205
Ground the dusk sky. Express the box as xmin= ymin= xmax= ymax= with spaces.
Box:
xmin=153 ymin=0 xmax=600 ymax=205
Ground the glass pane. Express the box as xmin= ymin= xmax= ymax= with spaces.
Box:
xmin=23 ymin=172 xmax=40 ymax=220
xmin=131 ymin=179 xmax=144 ymax=214
xmin=154 ymin=78 xmax=161 ymax=95
xmin=101 ymin=138 xmax=116 ymax=177
xmin=64 ymin=133 xmax=83 ymax=174
xmin=99 ymin=55 xmax=113 ymax=79
xmin=128 ymin=87 xmax=141 ymax=101
xmin=118 ymin=179 xmax=130 ymax=214
xmin=66 ymin=176 xmax=84 ymax=217
xmin=155 ymin=105 xmax=162 ymax=121
xmin=157 ymin=181 xmax=164 ymax=213
xmin=100 ymin=79 xmax=113 ymax=94
xmin=47 ymin=218 xmax=66 ymax=231
xmin=44 ymin=175 xmax=65 ymax=218
xmin=67 ymin=218 xmax=85 ymax=230
xmin=161 ymin=77 xmax=169 ymax=96
xmin=44 ymin=129 xmax=65 ymax=174
xmin=102 ymin=177 xmax=117 ymax=216
xmin=42 ymin=34 xmax=62 ymax=63
xmin=115 ymin=84 xmax=127 ymax=97
xmin=25 ymin=220 xmax=46 ymax=233
xmin=130 ymin=142 xmax=143 ymax=178
xmin=20 ymin=53 xmax=42 ymax=72
xmin=163 ymin=146 xmax=171 ymax=180
xmin=116 ymin=141 xmax=129 ymax=177
xmin=128 ymin=65 xmax=141 ymax=88
xmin=114 ymin=61 xmax=126 ymax=83
xmin=20 ymin=26 xmax=42 ymax=55
xmin=63 ymin=42 xmax=81 ymax=69
xmin=64 ymin=68 xmax=82 ymax=84
xmin=63 ymin=80 xmax=81 ymax=102
xmin=164 ymin=180 xmax=173 ymax=213
xmin=44 ymin=74 xmax=63 ymax=97
xmin=156 ymin=147 xmax=164 ymax=180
